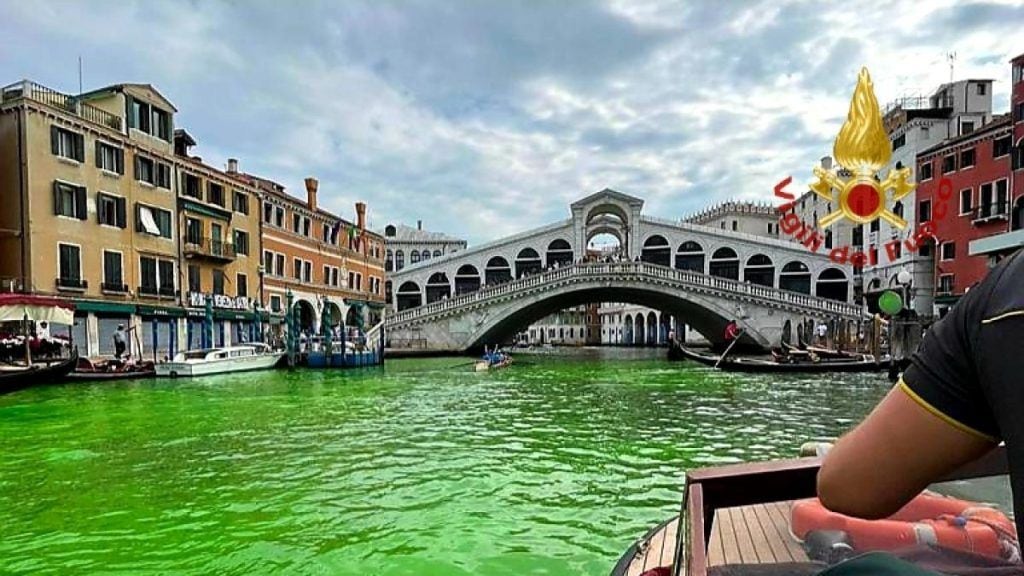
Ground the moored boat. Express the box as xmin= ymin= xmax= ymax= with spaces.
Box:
xmin=0 ymin=293 xmax=78 ymax=393
xmin=155 ymin=343 xmax=285 ymax=378
xmin=669 ymin=342 xmax=888 ymax=374
xmin=66 ymin=357 xmax=155 ymax=381
xmin=0 ymin=353 xmax=78 ymax=394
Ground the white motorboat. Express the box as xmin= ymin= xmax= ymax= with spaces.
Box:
xmin=155 ymin=344 xmax=285 ymax=378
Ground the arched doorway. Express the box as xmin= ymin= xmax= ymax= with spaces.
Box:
xmin=485 ymin=256 xmax=512 ymax=286
xmin=675 ymin=241 xmax=704 ymax=272
xmin=345 ymin=306 xmax=362 ymax=329
xmin=546 ymin=239 xmax=574 ymax=268
xmin=293 ymin=300 xmax=316 ymax=333
xmin=641 ymin=235 xmax=671 ymax=267
xmin=587 ymin=231 xmax=622 ymax=261
xmin=623 ymin=314 xmax=633 ymax=344
xmin=816 ymin=268 xmax=849 ymax=301
xmin=646 ymin=311 xmax=658 ymax=345
xmin=779 ymin=261 xmax=811 ymax=294
xmin=515 ymin=248 xmax=542 ymax=278
xmin=744 ymin=254 xmax=775 ymax=287
xmin=385 ymin=280 xmax=393 ymax=305
xmin=1013 ymin=196 xmax=1024 ymax=231
xmin=709 ymin=247 xmax=739 ymax=280
xmin=396 ymin=281 xmax=422 ymax=311
xmin=454 ymin=264 xmax=481 ymax=295
xmin=323 ymin=301 xmax=343 ymax=331
xmin=634 ymin=313 xmax=646 ymax=346
xmin=425 ymin=272 xmax=451 ymax=303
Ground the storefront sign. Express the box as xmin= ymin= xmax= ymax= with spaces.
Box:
xmin=187 ymin=292 xmax=250 ymax=311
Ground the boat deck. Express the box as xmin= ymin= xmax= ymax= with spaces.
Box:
xmin=623 ymin=501 xmax=807 ymax=575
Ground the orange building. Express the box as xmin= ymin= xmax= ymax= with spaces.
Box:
xmin=240 ymin=174 xmax=385 ymax=336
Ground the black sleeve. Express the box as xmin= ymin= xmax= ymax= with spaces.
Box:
xmin=901 ymin=275 xmax=1000 ymax=443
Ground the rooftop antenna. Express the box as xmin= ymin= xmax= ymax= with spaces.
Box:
xmin=947 ymin=51 xmax=956 ymax=84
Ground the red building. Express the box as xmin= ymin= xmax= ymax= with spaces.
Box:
xmin=914 ymin=52 xmax=1024 ymax=315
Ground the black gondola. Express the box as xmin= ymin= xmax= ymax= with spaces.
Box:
xmin=66 ymin=358 xmax=156 ymax=382
xmin=0 ymin=353 xmax=78 ymax=394
xmin=669 ymin=342 xmax=888 ymax=374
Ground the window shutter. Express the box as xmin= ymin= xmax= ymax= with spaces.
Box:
xmin=51 ymin=126 xmax=60 ymax=155
xmin=126 ymin=95 xmax=135 ymax=129
xmin=134 ymin=156 xmax=141 ymax=180
xmin=95 ymin=143 xmax=102 ymax=168
xmin=135 ymin=203 xmax=142 ymax=232
xmin=52 ymin=182 xmax=61 ymax=215
xmin=116 ymin=148 xmax=124 ymax=174
xmin=76 ymin=186 xmax=87 ymax=220
xmin=75 ymin=133 xmax=85 ymax=162
xmin=116 ymin=197 xmax=127 ymax=228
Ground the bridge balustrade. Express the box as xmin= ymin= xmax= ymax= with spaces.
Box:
xmin=386 ymin=262 xmax=861 ymax=327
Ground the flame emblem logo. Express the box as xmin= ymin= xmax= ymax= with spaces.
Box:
xmin=812 ymin=68 xmax=915 ymax=228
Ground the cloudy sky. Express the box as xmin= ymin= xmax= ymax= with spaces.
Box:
xmin=2 ymin=0 xmax=1021 ymax=243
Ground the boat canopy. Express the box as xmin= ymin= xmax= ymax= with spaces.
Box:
xmin=0 ymin=294 xmax=75 ymax=325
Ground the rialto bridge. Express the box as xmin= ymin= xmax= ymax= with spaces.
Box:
xmin=384 ymin=189 xmax=862 ymax=352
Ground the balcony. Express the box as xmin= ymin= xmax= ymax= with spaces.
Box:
xmin=971 ymin=201 xmax=1009 ymax=225
xmin=101 ymin=282 xmax=129 ymax=294
xmin=1 ymin=81 xmax=123 ymax=131
xmin=56 ymin=277 xmax=87 ymax=292
xmin=183 ymin=237 xmax=236 ymax=262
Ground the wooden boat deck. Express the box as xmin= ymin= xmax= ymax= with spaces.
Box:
xmin=622 ymin=502 xmax=806 ymax=576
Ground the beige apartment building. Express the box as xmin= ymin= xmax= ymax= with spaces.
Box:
xmin=0 ymin=80 xmax=263 ymax=357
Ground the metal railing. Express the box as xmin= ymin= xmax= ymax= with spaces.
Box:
xmin=101 ymin=282 xmax=128 ymax=293
xmin=1 ymin=80 xmax=123 ymax=131
xmin=184 ymin=238 xmax=236 ymax=260
xmin=56 ymin=277 xmax=87 ymax=291
xmin=972 ymin=201 xmax=1009 ymax=222
xmin=386 ymin=262 xmax=862 ymax=327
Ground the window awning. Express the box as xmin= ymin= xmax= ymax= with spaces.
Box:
xmin=139 ymin=205 xmax=161 ymax=235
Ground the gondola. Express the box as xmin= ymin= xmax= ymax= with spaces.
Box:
xmin=670 ymin=343 xmax=888 ymax=374
xmin=0 ymin=353 xmax=78 ymax=394
xmin=66 ymin=358 xmax=156 ymax=381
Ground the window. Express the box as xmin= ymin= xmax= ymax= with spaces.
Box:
xmin=97 ymin=193 xmax=126 ymax=228
xmin=959 ymin=188 xmax=972 ymax=215
xmin=939 ymin=274 xmax=954 ymax=294
xmin=188 ymin=264 xmax=200 ymax=292
xmin=263 ymin=251 xmax=274 ymax=275
xmin=323 ymin=223 xmax=331 ymax=243
xmin=962 ymin=121 xmax=975 ymax=135
xmin=158 ymin=260 xmax=175 ymax=295
xmin=207 ymin=182 xmax=225 ymax=207
xmin=302 ymin=217 xmax=310 ymax=237
xmin=53 ymin=181 xmax=86 ymax=219
xmin=731 ymin=221 xmax=738 ymax=231
xmin=396 ymin=250 xmax=404 ymax=270
xmin=411 ymin=250 xmax=421 ymax=264
xmin=135 ymin=155 xmax=155 ymax=184
xmin=270 ymin=295 xmax=282 ymax=313
xmin=1015 ymin=102 xmax=1024 ymax=123
xmin=303 ymin=261 xmax=312 ymax=283
xmin=919 ymin=161 xmax=933 ymax=180
xmin=263 ymin=202 xmax=273 ymax=223
xmin=891 ymin=133 xmax=906 ymax=151
xmin=236 ymin=273 xmax=248 ymax=298
xmin=156 ymin=163 xmax=171 ymax=189
xmin=870 ymin=218 xmax=879 ymax=233
xmin=130 ymin=99 xmax=151 ymax=133
xmin=58 ymin=244 xmax=82 ymax=288
xmin=183 ymin=174 xmax=202 ymax=199
xmin=977 ymin=83 xmax=987 ymax=95
xmin=942 ymin=155 xmax=956 ymax=174
xmin=275 ymin=207 xmax=284 ymax=227
xmin=940 ymin=242 xmax=956 ymax=261
xmin=919 ymin=199 xmax=932 ymax=223
xmin=95 ymin=142 xmax=124 ymax=174
xmin=994 ymin=136 xmax=1012 ymax=158
xmin=233 ymin=230 xmax=249 ymax=256
xmin=232 ymin=191 xmax=249 ymax=214
xmin=996 ymin=179 xmax=1009 ymax=214
xmin=275 ymin=254 xmax=284 ymax=276
xmin=323 ymin=265 xmax=331 ymax=285
xmin=348 ymin=271 xmax=355 ymax=289
xmin=50 ymin=126 xmax=84 ymax=162
xmin=140 ymin=257 xmax=174 ymax=295
xmin=960 ymin=148 xmax=975 ymax=168
xmin=292 ymin=213 xmax=301 ymax=233
xmin=293 ymin=258 xmax=302 ymax=280
xmin=136 ymin=204 xmax=172 ymax=238
xmin=102 ymin=250 xmax=123 ymax=290
xmin=152 ymin=108 xmax=171 ymax=141
xmin=1016 ymin=65 xmax=1024 ymax=85
xmin=332 ymin=268 xmax=339 ymax=287
xmin=212 ymin=270 xmax=225 ymax=295
xmin=185 ymin=218 xmax=202 ymax=245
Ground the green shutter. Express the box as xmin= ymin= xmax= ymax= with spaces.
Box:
xmin=126 ymin=95 xmax=135 ymax=129
xmin=52 ymin=181 xmax=61 ymax=215
xmin=75 ymin=133 xmax=85 ymax=162
xmin=116 ymin=148 xmax=124 ymax=174
xmin=75 ymin=186 xmax=87 ymax=220
xmin=116 ymin=197 xmax=127 ymax=229
xmin=95 ymin=142 xmax=102 ymax=168
xmin=50 ymin=125 xmax=60 ymax=155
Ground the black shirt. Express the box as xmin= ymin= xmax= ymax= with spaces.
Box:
xmin=902 ymin=250 xmax=1024 ymax=533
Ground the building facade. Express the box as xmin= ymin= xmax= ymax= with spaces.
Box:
xmin=248 ymin=175 xmax=386 ymax=336
xmin=382 ymin=221 xmax=467 ymax=273
xmin=684 ymin=201 xmax=781 ymax=237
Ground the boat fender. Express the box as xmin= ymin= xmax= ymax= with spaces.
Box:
xmin=804 ymin=530 xmax=854 ymax=564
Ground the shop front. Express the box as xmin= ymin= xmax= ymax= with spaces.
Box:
xmin=137 ymin=305 xmax=185 ymax=362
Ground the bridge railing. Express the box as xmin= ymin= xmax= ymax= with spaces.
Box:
xmin=386 ymin=262 xmax=862 ymax=326
xmin=639 ymin=215 xmax=814 ymax=253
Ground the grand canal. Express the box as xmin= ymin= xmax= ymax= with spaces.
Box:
xmin=0 ymin=349 xmax=893 ymax=575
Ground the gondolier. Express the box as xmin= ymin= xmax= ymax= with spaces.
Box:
xmin=723 ymin=319 xmax=740 ymax=342
xmin=113 ymin=324 xmax=127 ymax=359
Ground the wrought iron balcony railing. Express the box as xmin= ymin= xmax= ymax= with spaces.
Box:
xmin=2 ymin=80 xmax=123 ymax=131
xmin=184 ymin=237 xmax=236 ymax=261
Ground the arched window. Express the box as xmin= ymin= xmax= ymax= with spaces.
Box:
xmin=425 ymin=272 xmax=451 ymax=304
xmin=410 ymin=250 xmax=421 ymax=264
xmin=384 ymin=224 xmax=396 ymax=237
xmin=396 ymin=281 xmax=421 ymax=311
xmin=515 ymin=248 xmax=542 ymax=278
xmin=385 ymin=249 xmax=394 ymax=273
xmin=675 ymin=241 xmax=704 ymax=272
xmin=816 ymin=268 xmax=849 ymax=301
xmin=395 ymin=250 xmax=405 ymax=271
xmin=433 ymin=250 xmax=442 ymax=258
xmin=779 ymin=261 xmax=811 ymax=294
xmin=422 ymin=250 xmax=431 ymax=261
xmin=640 ymin=235 xmax=671 ymax=267
xmin=454 ymin=264 xmax=481 ymax=295
xmin=743 ymin=254 xmax=775 ymax=287
xmin=709 ymin=247 xmax=739 ymax=280
xmin=485 ymin=256 xmax=512 ymax=285
xmin=385 ymin=280 xmax=393 ymax=305
xmin=546 ymin=239 xmax=573 ymax=268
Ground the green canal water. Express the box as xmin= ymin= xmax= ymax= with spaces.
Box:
xmin=0 ymin=348 xmax=893 ymax=575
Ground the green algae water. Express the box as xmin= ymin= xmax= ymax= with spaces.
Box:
xmin=0 ymin=348 xmax=891 ymax=575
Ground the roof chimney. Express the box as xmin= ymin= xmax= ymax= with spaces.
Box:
xmin=356 ymin=202 xmax=367 ymax=231
xmin=227 ymin=158 xmax=238 ymax=174
xmin=417 ymin=220 xmax=422 ymax=230
xmin=304 ymin=177 xmax=318 ymax=212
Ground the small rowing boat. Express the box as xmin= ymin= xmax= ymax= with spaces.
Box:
xmin=670 ymin=342 xmax=888 ymax=374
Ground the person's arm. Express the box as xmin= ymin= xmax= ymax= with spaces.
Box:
xmin=818 ymin=268 xmax=1003 ymax=519
xmin=817 ymin=383 xmax=995 ymax=519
